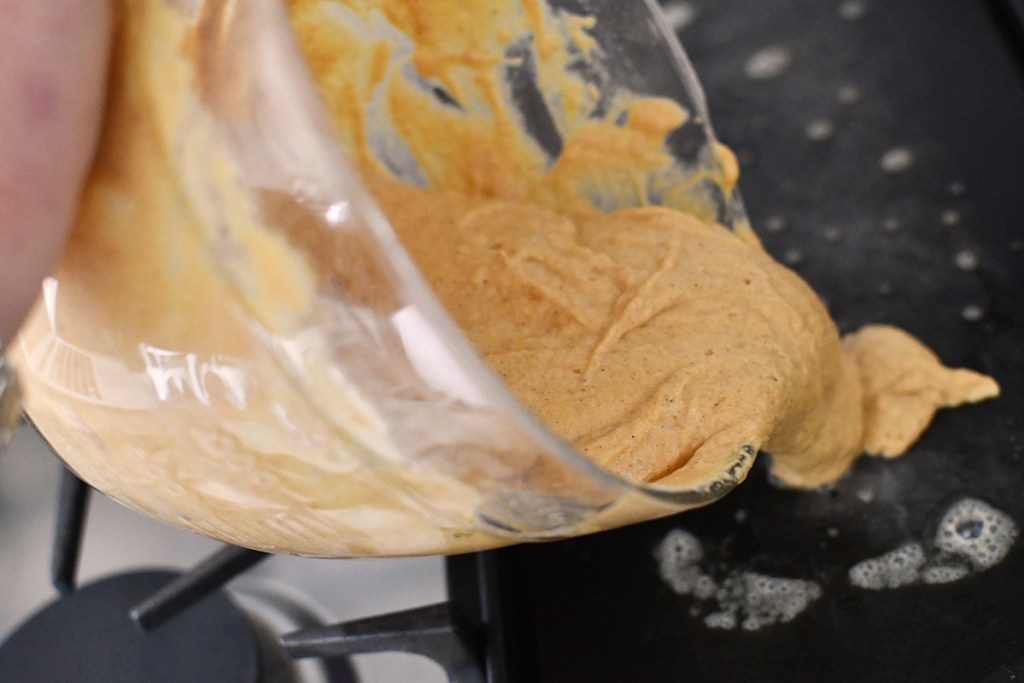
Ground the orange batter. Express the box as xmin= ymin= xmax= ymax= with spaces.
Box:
xmin=290 ymin=0 xmax=998 ymax=487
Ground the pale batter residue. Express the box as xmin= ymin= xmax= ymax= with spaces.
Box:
xmin=290 ymin=0 xmax=998 ymax=487
xmin=287 ymin=0 xmax=740 ymax=222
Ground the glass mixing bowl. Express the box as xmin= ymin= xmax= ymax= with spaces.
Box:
xmin=13 ymin=0 xmax=753 ymax=557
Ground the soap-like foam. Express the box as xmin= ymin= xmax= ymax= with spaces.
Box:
xmin=743 ymin=45 xmax=793 ymax=81
xmin=661 ymin=1 xmax=698 ymax=31
xmin=920 ymin=562 xmax=970 ymax=585
xmin=657 ymin=529 xmax=703 ymax=568
xmin=656 ymin=529 xmax=715 ymax=598
xmin=849 ymin=543 xmax=926 ymax=590
xmin=933 ymin=498 xmax=1017 ymax=570
xmin=712 ymin=572 xmax=822 ymax=631
xmin=655 ymin=529 xmax=821 ymax=631
xmin=847 ymin=497 xmax=1017 ymax=591
xmin=659 ymin=498 xmax=1015 ymax=629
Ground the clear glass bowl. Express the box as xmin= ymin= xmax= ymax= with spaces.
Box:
xmin=13 ymin=0 xmax=752 ymax=557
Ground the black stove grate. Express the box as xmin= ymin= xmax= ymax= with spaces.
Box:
xmin=0 ymin=569 xmax=265 ymax=683
xmin=0 ymin=463 xmax=487 ymax=683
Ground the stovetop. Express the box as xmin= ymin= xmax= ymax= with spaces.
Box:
xmin=3 ymin=1 xmax=1024 ymax=682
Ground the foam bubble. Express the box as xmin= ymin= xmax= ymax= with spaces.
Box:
xmin=655 ymin=529 xmax=708 ymax=595
xmin=920 ymin=561 xmax=970 ymax=585
xmin=953 ymin=249 xmax=979 ymax=272
xmin=882 ymin=217 xmax=903 ymax=235
xmin=764 ymin=215 xmax=788 ymax=234
xmin=662 ymin=1 xmax=699 ymax=31
xmin=656 ymin=529 xmax=821 ymax=631
xmin=656 ymin=529 xmax=703 ymax=564
xmin=733 ymin=573 xmax=822 ymax=631
xmin=960 ymin=304 xmax=985 ymax=322
xmin=806 ymin=118 xmax=836 ymax=142
xmin=783 ymin=248 xmax=806 ymax=267
xmin=880 ymin=147 xmax=915 ymax=173
xmin=837 ymin=84 xmax=863 ymax=104
xmin=704 ymin=611 xmax=737 ymax=630
xmin=823 ymin=227 xmax=844 ymax=244
xmin=744 ymin=45 xmax=793 ymax=81
xmin=849 ymin=542 xmax=926 ymax=590
xmin=847 ymin=498 xmax=1016 ymax=592
xmin=856 ymin=486 xmax=876 ymax=503
xmin=942 ymin=210 xmax=963 ymax=228
xmin=692 ymin=574 xmax=718 ymax=600
xmin=838 ymin=0 xmax=868 ymax=21
xmin=934 ymin=498 xmax=1018 ymax=569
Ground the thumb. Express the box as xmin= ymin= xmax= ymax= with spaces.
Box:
xmin=0 ymin=0 xmax=113 ymax=342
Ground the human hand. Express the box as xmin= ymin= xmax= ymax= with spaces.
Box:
xmin=0 ymin=0 xmax=112 ymax=343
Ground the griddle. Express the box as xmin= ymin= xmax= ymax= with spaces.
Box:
xmin=452 ymin=1 xmax=1024 ymax=681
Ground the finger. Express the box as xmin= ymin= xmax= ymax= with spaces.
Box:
xmin=0 ymin=0 xmax=113 ymax=342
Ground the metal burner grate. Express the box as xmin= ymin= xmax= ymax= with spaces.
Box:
xmin=0 ymin=463 xmax=490 ymax=683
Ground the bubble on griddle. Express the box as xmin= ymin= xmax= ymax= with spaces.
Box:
xmin=655 ymin=529 xmax=714 ymax=598
xmin=953 ymin=249 xmax=979 ymax=272
xmin=656 ymin=529 xmax=821 ymax=631
xmin=960 ymin=304 xmax=985 ymax=322
xmin=660 ymin=562 xmax=709 ymax=599
xmin=880 ymin=146 xmax=915 ymax=173
xmin=662 ymin=1 xmax=699 ymax=31
xmin=934 ymin=498 xmax=1018 ymax=570
xmin=920 ymin=563 xmax=970 ymax=585
xmin=849 ymin=542 xmax=926 ymax=590
xmin=882 ymin=216 xmax=903 ymax=234
xmin=656 ymin=529 xmax=703 ymax=572
xmin=823 ymin=226 xmax=844 ymax=244
xmin=783 ymin=248 xmax=807 ymax=267
xmin=837 ymin=84 xmax=863 ymax=104
xmin=877 ymin=282 xmax=893 ymax=297
xmin=847 ymin=498 xmax=1016 ymax=592
xmin=856 ymin=486 xmax=876 ymax=503
xmin=734 ymin=508 xmax=748 ymax=523
xmin=744 ymin=45 xmax=793 ymax=81
xmin=948 ymin=180 xmax=967 ymax=197
xmin=731 ymin=573 xmax=822 ymax=631
xmin=704 ymin=610 xmax=737 ymax=629
xmin=695 ymin=574 xmax=718 ymax=599
xmin=806 ymin=118 xmax=837 ymax=142
xmin=763 ymin=214 xmax=788 ymax=234
xmin=827 ymin=527 xmax=840 ymax=539
xmin=942 ymin=209 xmax=962 ymax=228
xmin=837 ymin=0 xmax=869 ymax=21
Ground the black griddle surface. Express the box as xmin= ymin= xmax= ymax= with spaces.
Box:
xmin=471 ymin=1 xmax=1024 ymax=681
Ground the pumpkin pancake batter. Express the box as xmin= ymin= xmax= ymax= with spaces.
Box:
xmin=358 ymin=172 xmax=997 ymax=488
xmin=290 ymin=0 xmax=999 ymax=487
